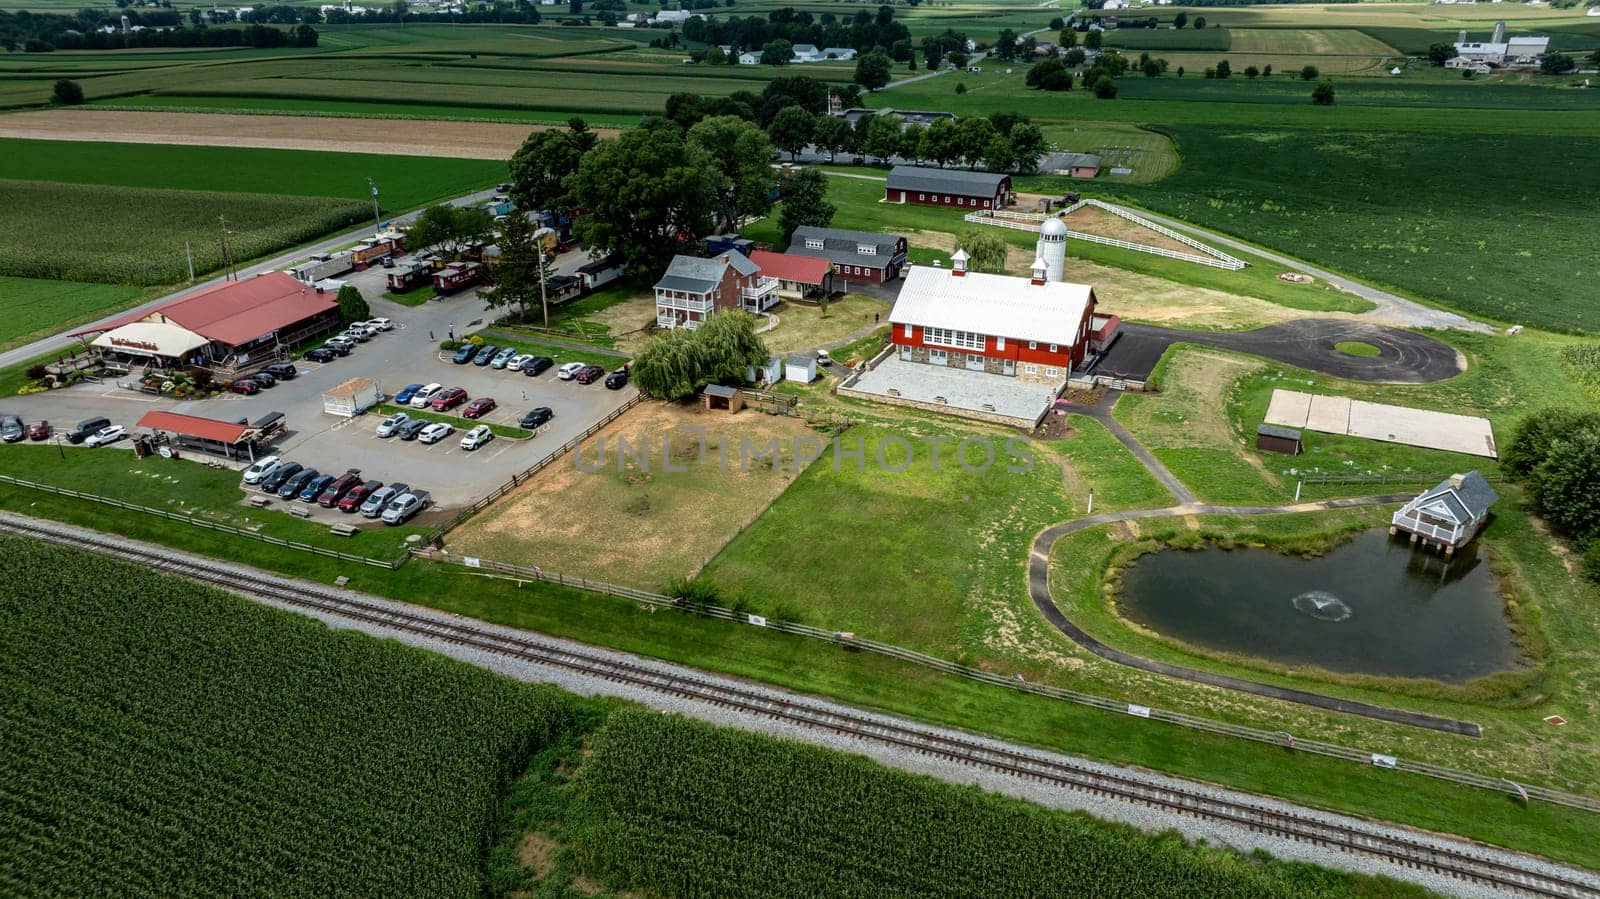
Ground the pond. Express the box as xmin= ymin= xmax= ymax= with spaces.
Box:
xmin=1113 ymin=530 xmax=1524 ymax=683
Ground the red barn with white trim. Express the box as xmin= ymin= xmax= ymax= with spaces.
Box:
xmin=889 ymin=252 xmax=1098 ymax=383
xmin=884 ymin=165 xmax=1013 ymax=210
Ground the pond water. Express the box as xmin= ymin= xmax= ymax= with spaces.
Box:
xmin=1114 ymin=530 xmax=1523 ymax=683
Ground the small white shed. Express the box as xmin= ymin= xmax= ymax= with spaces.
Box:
xmin=785 ymin=353 xmax=817 ymax=384
xmin=747 ymin=355 xmax=784 ymax=385
xmin=322 ymin=377 xmax=380 ymax=417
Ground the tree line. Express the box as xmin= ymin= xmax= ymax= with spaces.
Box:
xmin=1 ymin=9 xmax=314 ymax=51
xmin=1504 ymin=409 xmax=1600 ymax=583
xmin=680 ymin=5 xmax=912 ymax=59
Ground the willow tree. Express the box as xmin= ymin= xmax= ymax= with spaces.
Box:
xmin=696 ymin=311 xmax=770 ymax=384
xmin=632 ymin=328 xmax=705 ymax=401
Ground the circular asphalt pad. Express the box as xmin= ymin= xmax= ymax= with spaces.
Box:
xmin=1097 ymin=320 xmax=1464 ymax=384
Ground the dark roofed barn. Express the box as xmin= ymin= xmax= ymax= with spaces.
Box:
xmin=1255 ymin=424 xmax=1302 ymax=456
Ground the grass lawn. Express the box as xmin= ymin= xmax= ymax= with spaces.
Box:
xmin=448 ymin=402 xmax=822 ymax=590
xmin=5 ymin=455 xmax=1600 ymax=869
xmin=0 ymin=443 xmax=429 ymax=556
xmin=1336 ymin=340 xmax=1382 ymax=357
xmin=0 ymin=276 xmax=147 ymax=353
xmin=382 ymin=284 xmax=436 ymax=307
xmin=92 ymin=94 xmax=644 ymax=128
xmin=1036 ymin=122 xmax=1180 ymax=184
xmin=703 ymin=421 xmax=1074 ymax=652
xmin=761 ymin=295 xmax=888 ymax=355
xmin=510 ymin=284 xmax=658 ymax=349
xmin=829 ymin=325 xmax=891 ymax=366
xmin=1050 ymin=413 xmax=1175 ymax=513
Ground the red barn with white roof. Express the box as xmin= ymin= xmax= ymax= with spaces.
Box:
xmin=889 ymin=251 xmax=1098 ymax=382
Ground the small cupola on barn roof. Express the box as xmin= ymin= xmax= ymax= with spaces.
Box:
xmin=1030 ymin=256 xmax=1048 ymax=286
xmin=951 ymin=248 xmax=969 ymax=277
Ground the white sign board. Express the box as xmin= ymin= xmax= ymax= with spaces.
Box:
xmin=464 ymin=557 xmax=481 ymax=569
xmin=1127 ymin=704 xmax=1151 ymax=718
xmin=747 ymin=614 xmax=768 ymax=627
xmin=1371 ymin=754 xmax=1397 ymax=769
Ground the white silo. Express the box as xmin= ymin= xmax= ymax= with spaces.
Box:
xmin=1036 ymin=216 xmax=1068 ymax=283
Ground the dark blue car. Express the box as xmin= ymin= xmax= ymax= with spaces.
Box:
xmin=472 ymin=344 xmax=499 ymax=366
xmin=395 ymin=383 xmax=426 ymax=404
xmin=452 ymin=345 xmax=477 ymax=364
xmin=298 ymin=474 xmax=335 ymax=502
xmin=277 ymin=468 xmax=318 ymax=499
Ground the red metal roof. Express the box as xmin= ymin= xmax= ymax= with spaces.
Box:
xmin=137 ymin=410 xmax=253 ymax=444
xmin=750 ymin=250 xmax=832 ymax=286
xmin=75 ymin=272 xmax=336 ymax=347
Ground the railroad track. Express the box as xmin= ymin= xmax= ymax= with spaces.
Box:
xmin=4 ymin=513 xmax=1595 ymax=899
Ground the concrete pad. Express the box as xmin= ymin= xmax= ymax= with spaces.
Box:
xmin=1347 ymin=400 xmax=1497 ymax=458
xmin=1305 ymin=394 xmax=1353 ymax=434
xmin=848 ymin=356 xmax=1058 ymax=425
xmin=1263 ymin=389 xmax=1313 ymax=429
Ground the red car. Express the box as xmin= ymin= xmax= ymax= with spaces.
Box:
xmin=338 ymin=479 xmax=383 ymax=513
xmin=26 ymin=420 xmax=49 ymax=441
xmin=430 ymin=386 xmax=468 ymax=411
xmin=461 ymin=397 xmax=497 ymax=419
xmin=316 ymin=470 xmax=363 ymax=508
xmin=229 ymin=379 xmax=260 ymax=395
xmin=573 ymin=365 xmax=606 ymax=385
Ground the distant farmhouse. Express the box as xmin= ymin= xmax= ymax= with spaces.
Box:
xmin=885 ymin=166 xmax=1013 ymax=210
xmin=1449 ymin=21 xmax=1550 ymax=68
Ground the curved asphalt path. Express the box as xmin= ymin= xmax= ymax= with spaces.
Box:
xmin=1096 ymin=320 xmax=1466 ymax=385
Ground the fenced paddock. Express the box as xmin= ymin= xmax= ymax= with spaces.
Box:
xmin=964 ymin=199 xmax=1247 ymax=271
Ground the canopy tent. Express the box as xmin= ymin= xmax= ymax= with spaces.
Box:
xmin=92 ymin=321 xmax=210 ymax=359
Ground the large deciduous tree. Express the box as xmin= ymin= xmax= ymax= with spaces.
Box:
xmin=404 ymin=204 xmax=494 ymax=261
xmin=767 ymin=105 xmax=816 ymax=161
xmin=863 ymin=113 xmax=903 ymax=163
xmin=507 ymin=118 xmax=597 ymax=213
xmin=854 ymin=49 xmax=893 ymax=91
xmin=687 ymin=115 xmax=777 ymax=231
xmin=777 ymin=168 xmax=835 ymax=241
xmin=567 ymin=128 xmax=716 ymax=277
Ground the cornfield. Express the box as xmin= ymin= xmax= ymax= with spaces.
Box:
xmin=0 ymin=180 xmax=367 ymax=285
xmin=0 ymin=537 xmax=575 ymax=897
xmin=567 ymin=710 xmax=1433 ymax=899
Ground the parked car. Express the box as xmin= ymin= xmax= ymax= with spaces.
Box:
xmin=574 ymin=365 xmax=606 ymax=385
xmin=461 ymin=397 xmax=496 ymax=419
xmin=376 ymin=411 xmax=410 ymax=437
xmin=360 ymin=482 xmax=408 ymax=518
xmin=317 ymin=470 xmax=363 ymax=507
xmin=338 ymin=479 xmax=384 ymax=512
xmin=394 ymin=383 xmax=426 ymax=405
xmin=410 ymin=383 xmax=443 ymax=408
xmin=264 ymin=362 xmax=298 ymax=381
xmin=339 ymin=326 xmax=372 ymax=343
xmin=489 ymin=347 xmax=518 ymax=369
xmin=229 ymin=379 xmax=260 ymax=395
xmin=26 ymin=420 xmax=50 ymax=441
xmin=249 ymin=371 xmax=277 ymax=389
xmin=522 ymin=356 xmax=554 ymax=377
xmin=362 ymin=317 xmax=394 ymax=332
xmin=277 ymin=467 xmax=319 ymax=498
xmin=460 ymin=424 xmax=494 ymax=451
xmin=298 ymin=474 xmax=336 ymax=502
xmin=83 ymin=425 xmax=127 ymax=447
xmin=261 ymin=461 xmax=304 ymax=493
xmin=323 ymin=337 xmax=354 ymax=355
xmin=382 ymin=490 xmax=430 ymax=525
xmin=557 ymin=361 xmax=586 ymax=380
xmin=0 ymin=415 xmax=23 ymax=443
xmin=241 ymin=455 xmax=282 ymax=485
xmin=604 ymin=368 xmax=630 ymax=390
xmin=418 ymin=422 xmax=453 ymax=444
xmin=520 ymin=407 xmax=553 ymax=429
xmin=452 ymin=344 xmax=478 ymax=364
xmin=506 ymin=353 xmax=535 ymax=372
xmin=472 ymin=344 xmax=500 ymax=366
xmin=66 ymin=417 xmax=111 ymax=444
xmin=397 ymin=418 xmax=430 ymax=441
xmin=304 ymin=347 xmax=336 ymax=363
xmin=430 ymin=387 xmax=468 ymax=411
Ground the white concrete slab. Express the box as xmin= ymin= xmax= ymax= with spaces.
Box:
xmin=1261 ymin=389 xmax=1496 ymax=458
xmin=1305 ymin=394 xmax=1352 ymax=434
xmin=1263 ymin=390 xmax=1312 ymax=429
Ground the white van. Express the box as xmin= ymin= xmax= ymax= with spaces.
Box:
xmin=242 ymin=455 xmax=281 ymax=485
xmin=409 ymin=383 xmax=443 ymax=408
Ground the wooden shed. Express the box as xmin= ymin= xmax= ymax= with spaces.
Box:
xmin=1255 ymin=424 xmax=1302 ymax=456
xmin=702 ymin=384 xmax=744 ymax=413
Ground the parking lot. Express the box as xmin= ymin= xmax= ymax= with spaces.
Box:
xmin=2 ymin=250 xmax=635 ymax=511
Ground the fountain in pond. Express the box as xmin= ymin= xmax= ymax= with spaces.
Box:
xmin=1291 ymin=590 xmax=1352 ymax=622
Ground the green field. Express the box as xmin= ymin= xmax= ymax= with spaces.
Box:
xmin=0 ymin=275 xmax=145 ymax=351
xmin=561 ymin=709 xmax=1434 ymax=899
xmin=92 ymin=93 xmax=643 ymax=127
xmin=0 ymin=536 xmax=575 ymax=896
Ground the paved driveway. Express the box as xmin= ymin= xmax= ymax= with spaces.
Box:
xmin=1094 ymin=320 xmax=1464 ymax=385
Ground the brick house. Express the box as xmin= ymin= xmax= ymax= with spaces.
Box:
xmin=884 ymin=166 xmax=1013 ymax=210
xmin=888 ymin=251 xmax=1098 ymax=382
xmin=653 ymin=251 xmax=776 ymax=329
xmin=786 ymin=225 xmax=908 ymax=284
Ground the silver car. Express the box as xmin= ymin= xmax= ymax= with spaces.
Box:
xmin=381 ymin=490 xmax=429 ymax=525
xmin=360 ymin=482 xmax=408 ymax=517
xmin=490 ymin=347 xmax=518 ymax=369
xmin=375 ymin=411 xmax=410 ymax=437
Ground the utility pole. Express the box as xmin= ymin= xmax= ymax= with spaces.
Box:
xmin=538 ymin=249 xmax=550 ymax=330
xmin=217 ymin=215 xmax=237 ymax=281
xmin=368 ymin=177 xmax=383 ymax=234
xmin=185 ymin=241 xmax=194 ymax=282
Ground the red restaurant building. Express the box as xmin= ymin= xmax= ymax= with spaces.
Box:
xmin=888 ymin=251 xmax=1098 ymax=383
xmin=884 ymin=165 xmax=1013 ymax=210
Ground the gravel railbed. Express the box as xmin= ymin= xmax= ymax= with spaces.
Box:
xmin=6 ymin=512 xmax=1593 ymax=898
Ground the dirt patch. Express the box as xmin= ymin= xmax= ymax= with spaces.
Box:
xmin=516 ymin=832 xmax=558 ymax=879
xmin=0 ymin=109 xmax=618 ymax=159
xmin=581 ymin=291 xmax=658 ymax=351
xmin=1064 ymin=205 xmax=1197 ymax=255
xmin=1069 ymin=258 xmax=1305 ymax=330
xmin=447 ymin=401 xmax=819 ymax=588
